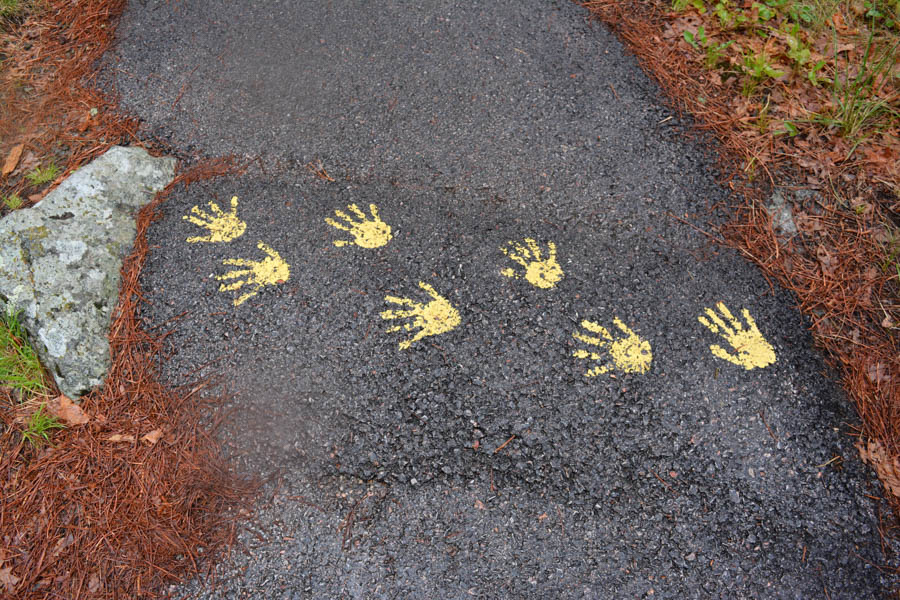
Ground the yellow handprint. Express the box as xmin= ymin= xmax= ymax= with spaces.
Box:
xmin=184 ymin=196 xmax=247 ymax=243
xmin=572 ymin=318 xmax=652 ymax=377
xmin=216 ymin=241 xmax=290 ymax=306
xmin=326 ymin=203 xmax=392 ymax=248
xmin=500 ymin=238 xmax=564 ymax=289
xmin=381 ymin=282 xmax=461 ymax=350
xmin=698 ymin=302 xmax=776 ymax=370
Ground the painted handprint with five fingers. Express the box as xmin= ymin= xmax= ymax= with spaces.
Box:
xmin=698 ymin=302 xmax=776 ymax=370
xmin=326 ymin=203 xmax=392 ymax=248
xmin=217 ymin=242 xmax=290 ymax=306
xmin=381 ymin=282 xmax=461 ymax=350
xmin=572 ymin=317 xmax=652 ymax=377
xmin=500 ymin=238 xmax=564 ymax=289
xmin=184 ymin=196 xmax=247 ymax=243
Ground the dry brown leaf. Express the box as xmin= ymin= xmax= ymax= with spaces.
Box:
xmin=87 ymin=573 xmax=101 ymax=593
xmin=816 ymin=245 xmax=837 ymax=276
xmin=858 ymin=439 xmax=900 ymax=498
xmin=0 ymin=566 xmax=19 ymax=593
xmin=2 ymin=144 xmax=23 ymax=177
xmin=867 ymin=362 xmax=890 ymax=385
xmin=16 ymin=150 xmax=38 ymax=174
xmin=50 ymin=533 xmax=75 ymax=559
xmin=141 ymin=428 xmax=163 ymax=445
xmin=46 ymin=394 xmax=90 ymax=426
xmin=107 ymin=434 xmax=135 ymax=443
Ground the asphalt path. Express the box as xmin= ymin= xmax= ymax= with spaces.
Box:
xmin=105 ymin=1 xmax=894 ymax=597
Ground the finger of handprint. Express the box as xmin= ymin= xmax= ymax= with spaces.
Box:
xmin=418 ymin=282 xmax=442 ymax=300
xmin=184 ymin=214 xmax=213 ymax=228
xmin=368 ymin=204 xmax=381 ymax=220
xmin=500 ymin=267 xmax=519 ymax=279
xmin=572 ymin=349 xmax=604 ymax=361
xmin=698 ymin=315 xmax=718 ymax=334
xmin=332 ymin=210 xmax=359 ymax=226
xmin=709 ymin=344 xmax=742 ymax=366
xmin=207 ymin=201 xmax=224 ymax=217
xmin=257 ymin=242 xmax=281 ymax=258
xmin=348 ymin=204 xmax=367 ymax=220
xmin=406 ymin=330 xmax=428 ymax=346
xmin=384 ymin=295 xmax=418 ymax=308
xmin=740 ymin=308 xmax=761 ymax=333
xmin=573 ymin=332 xmax=607 ymax=347
xmin=217 ymin=268 xmax=251 ymax=282
xmin=506 ymin=250 xmax=529 ymax=268
xmin=612 ymin=317 xmax=637 ymax=337
xmin=325 ymin=217 xmax=353 ymax=232
xmin=716 ymin=302 xmax=743 ymax=331
xmin=586 ymin=365 xmax=611 ymax=377
xmin=513 ymin=243 xmax=532 ymax=260
xmin=186 ymin=235 xmax=213 ymax=243
xmin=228 ymin=196 xmax=239 ymax=212
xmin=221 ymin=258 xmax=255 ymax=268
xmin=233 ymin=290 xmax=258 ymax=306
xmin=704 ymin=307 xmax=734 ymax=337
xmin=580 ymin=320 xmax=613 ymax=340
xmin=525 ymin=238 xmax=543 ymax=260
xmin=218 ymin=277 xmax=251 ymax=291
xmin=381 ymin=309 xmax=418 ymax=321
xmin=546 ymin=240 xmax=557 ymax=260
xmin=188 ymin=206 xmax=212 ymax=220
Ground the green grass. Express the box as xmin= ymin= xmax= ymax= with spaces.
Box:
xmin=21 ymin=403 xmax=64 ymax=448
xmin=0 ymin=0 xmax=24 ymax=19
xmin=24 ymin=162 xmax=59 ymax=186
xmin=0 ymin=309 xmax=48 ymax=397
xmin=814 ymin=35 xmax=900 ymax=142
xmin=3 ymin=193 xmax=23 ymax=210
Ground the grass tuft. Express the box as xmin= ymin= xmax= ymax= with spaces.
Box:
xmin=2 ymin=193 xmax=23 ymax=209
xmin=0 ymin=308 xmax=49 ymax=398
xmin=21 ymin=403 xmax=65 ymax=448
xmin=24 ymin=162 xmax=59 ymax=186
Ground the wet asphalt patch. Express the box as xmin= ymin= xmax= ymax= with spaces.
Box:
xmin=106 ymin=0 xmax=895 ymax=597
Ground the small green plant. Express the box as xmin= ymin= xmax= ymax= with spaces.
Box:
xmin=3 ymin=193 xmax=23 ymax=210
xmin=782 ymin=24 xmax=811 ymax=67
xmin=21 ymin=404 xmax=65 ymax=448
xmin=25 ymin=162 xmax=59 ymax=186
xmin=807 ymin=59 xmax=828 ymax=86
xmin=0 ymin=309 xmax=48 ymax=397
xmin=863 ymin=0 xmax=899 ymax=27
xmin=0 ymin=0 xmax=23 ymax=19
xmin=684 ymin=26 xmax=734 ymax=67
xmin=684 ymin=25 xmax=706 ymax=49
xmin=788 ymin=3 xmax=815 ymax=24
xmin=740 ymin=50 xmax=785 ymax=95
xmin=673 ymin=0 xmax=707 ymax=13
xmin=774 ymin=119 xmax=800 ymax=136
xmin=704 ymin=39 xmax=734 ymax=68
xmin=753 ymin=2 xmax=777 ymax=21
xmin=713 ymin=0 xmax=749 ymax=28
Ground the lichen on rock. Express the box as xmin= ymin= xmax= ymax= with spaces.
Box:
xmin=0 ymin=146 xmax=176 ymax=397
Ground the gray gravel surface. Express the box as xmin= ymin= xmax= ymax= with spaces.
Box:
xmin=104 ymin=0 xmax=895 ymax=598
